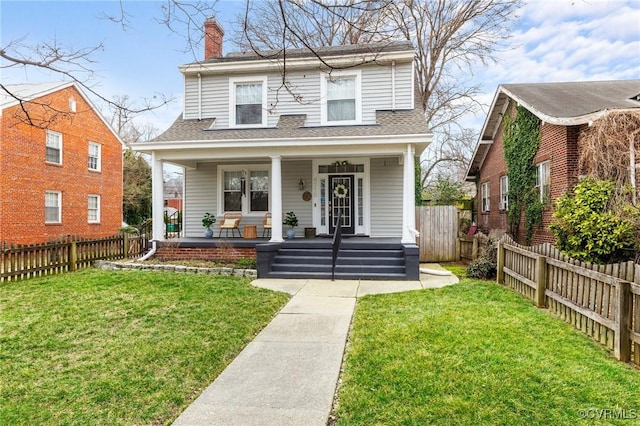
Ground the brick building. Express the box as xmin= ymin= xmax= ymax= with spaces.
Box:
xmin=466 ymin=80 xmax=640 ymax=245
xmin=1 ymin=82 xmax=124 ymax=244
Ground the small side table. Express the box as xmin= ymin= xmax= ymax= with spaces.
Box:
xmin=243 ymin=225 xmax=257 ymax=239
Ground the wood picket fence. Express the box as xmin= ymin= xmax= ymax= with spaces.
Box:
xmin=496 ymin=235 xmax=640 ymax=367
xmin=0 ymin=233 xmax=148 ymax=282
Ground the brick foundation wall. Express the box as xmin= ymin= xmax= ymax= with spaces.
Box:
xmin=156 ymin=246 xmax=256 ymax=261
xmin=1 ymin=85 xmax=123 ymax=245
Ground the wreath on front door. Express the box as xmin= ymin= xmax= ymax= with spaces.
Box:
xmin=333 ymin=183 xmax=348 ymax=199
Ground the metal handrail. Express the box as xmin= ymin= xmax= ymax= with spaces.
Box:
xmin=331 ymin=211 xmax=343 ymax=281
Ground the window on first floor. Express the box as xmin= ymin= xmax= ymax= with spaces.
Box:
xmin=499 ymin=175 xmax=509 ymax=211
xmin=481 ymin=182 xmax=490 ymax=212
xmin=536 ymin=160 xmax=551 ymax=203
xmin=45 ymin=191 xmax=61 ymax=223
xmin=88 ymin=195 xmax=100 ymax=223
xmin=221 ymin=167 xmax=270 ymax=213
xmin=46 ymin=130 xmax=62 ymax=164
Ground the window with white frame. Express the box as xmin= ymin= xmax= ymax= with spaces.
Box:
xmin=45 ymin=191 xmax=61 ymax=223
xmin=230 ymin=77 xmax=267 ymax=127
xmin=250 ymin=170 xmax=269 ymax=212
xmin=88 ymin=142 xmax=101 ymax=171
xmin=221 ymin=167 xmax=270 ymax=213
xmin=88 ymin=195 xmax=100 ymax=223
xmin=46 ymin=130 xmax=62 ymax=164
xmin=499 ymin=175 xmax=509 ymax=211
xmin=481 ymin=182 xmax=490 ymax=213
xmin=536 ymin=160 xmax=551 ymax=202
xmin=321 ymin=71 xmax=361 ymax=124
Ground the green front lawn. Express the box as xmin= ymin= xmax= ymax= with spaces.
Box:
xmin=0 ymin=269 xmax=289 ymax=425
xmin=334 ymin=274 xmax=640 ymax=425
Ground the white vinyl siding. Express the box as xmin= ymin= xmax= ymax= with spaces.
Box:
xmin=46 ymin=130 xmax=62 ymax=164
xmin=45 ymin=191 xmax=61 ymax=223
xmin=88 ymin=195 xmax=100 ymax=223
xmin=370 ymin=157 xmax=402 ymax=237
xmin=182 ymin=61 xmax=414 ymax=127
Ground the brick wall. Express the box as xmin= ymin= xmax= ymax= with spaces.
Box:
xmin=0 ymin=85 xmax=123 ymax=244
xmin=156 ymin=246 xmax=256 ymax=261
xmin=474 ymin=102 xmax=583 ymax=245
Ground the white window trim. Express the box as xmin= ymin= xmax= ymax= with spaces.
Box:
xmin=88 ymin=194 xmax=101 ymax=223
xmin=88 ymin=142 xmax=101 ymax=172
xmin=320 ymin=70 xmax=362 ymax=126
xmin=217 ymin=165 xmax=270 ymax=216
xmin=45 ymin=191 xmax=62 ymax=224
xmin=499 ymin=175 xmax=508 ymax=211
xmin=481 ymin=182 xmax=490 ymax=213
xmin=229 ymin=76 xmax=268 ymax=128
xmin=536 ymin=160 xmax=551 ymax=202
xmin=46 ymin=130 xmax=63 ymax=165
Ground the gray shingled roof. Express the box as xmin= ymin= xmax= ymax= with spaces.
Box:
xmin=151 ymin=108 xmax=429 ymax=142
xmin=191 ymin=40 xmax=415 ymax=65
xmin=501 ymin=80 xmax=640 ymax=119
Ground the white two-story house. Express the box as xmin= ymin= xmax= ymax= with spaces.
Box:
xmin=133 ymin=19 xmax=431 ymax=279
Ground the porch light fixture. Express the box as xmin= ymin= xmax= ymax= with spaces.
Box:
xmin=298 ymin=179 xmax=305 ymax=191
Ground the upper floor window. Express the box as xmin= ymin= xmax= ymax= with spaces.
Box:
xmin=88 ymin=195 xmax=100 ymax=223
xmin=536 ymin=161 xmax=550 ymax=203
xmin=230 ymin=77 xmax=268 ymax=127
xmin=88 ymin=142 xmax=101 ymax=172
xmin=481 ymin=182 xmax=490 ymax=213
xmin=46 ymin=130 xmax=62 ymax=164
xmin=45 ymin=191 xmax=61 ymax=223
xmin=321 ymin=71 xmax=361 ymax=125
xmin=499 ymin=175 xmax=509 ymax=211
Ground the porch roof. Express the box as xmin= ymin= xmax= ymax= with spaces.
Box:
xmin=148 ymin=109 xmax=429 ymax=142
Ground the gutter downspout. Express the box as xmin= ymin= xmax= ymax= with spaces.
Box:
xmin=197 ymin=72 xmax=202 ymax=120
xmin=391 ymin=60 xmax=396 ymax=110
xmin=139 ymin=240 xmax=157 ymax=261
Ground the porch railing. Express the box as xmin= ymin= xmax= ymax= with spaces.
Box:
xmin=331 ymin=211 xmax=343 ymax=281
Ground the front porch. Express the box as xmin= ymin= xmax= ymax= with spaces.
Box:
xmin=155 ymin=237 xmax=419 ymax=280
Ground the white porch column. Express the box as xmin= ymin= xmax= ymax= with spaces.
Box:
xmin=151 ymin=152 xmax=165 ymax=241
xmin=270 ymin=155 xmax=284 ymax=242
xmin=401 ymin=144 xmax=417 ymax=244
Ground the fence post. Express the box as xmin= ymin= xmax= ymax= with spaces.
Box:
xmin=536 ymin=255 xmax=547 ymax=308
xmin=496 ymin=242 xmax=505 ymax=284
xmin=472 ymin=237 xmax=479 ymax=260
xmin=123 ymin=233 xmax=130 ymax=259
xmin=69 ymin=241 xmax=77 ymax=272
xmin=614 ymin=281 xmax=631 ymax=362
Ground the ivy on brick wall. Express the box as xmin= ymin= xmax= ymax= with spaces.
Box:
xmin=502 ymin=104 xmax=543 ymax=243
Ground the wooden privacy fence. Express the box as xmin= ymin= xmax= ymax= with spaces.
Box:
xmin=497 ymin=235 xmax=639 ymax=367
xmin=1 ymin=233 xmax=148 ymax=282
xmin=416 ymin=206 xmax=459 ymax=262
xmin=458 ymin=236 xmax=478 ymax=261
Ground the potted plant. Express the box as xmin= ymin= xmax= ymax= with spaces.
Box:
xmin=202 ymin=212 xmax=216 ymax=238
xmin=283 ymin=211 xmax=298 ymax=239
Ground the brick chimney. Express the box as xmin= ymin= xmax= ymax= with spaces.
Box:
xmin=204 ymin=18 xmax=224 ymax=60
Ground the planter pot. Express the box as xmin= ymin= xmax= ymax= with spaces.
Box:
xmin=204 ymin=228 xmax=214 ymax=238
xmin=286 ymin=229 xmax=296 ymax=239
xmin=304 ymin=227 xmax=316 ymax=239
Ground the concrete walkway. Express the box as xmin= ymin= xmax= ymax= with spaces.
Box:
xmin=172 ymin=265 xmax=458 ymax=425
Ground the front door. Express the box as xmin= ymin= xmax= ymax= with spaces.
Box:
xmin=329 ymin=175 xmax=355 ymax=235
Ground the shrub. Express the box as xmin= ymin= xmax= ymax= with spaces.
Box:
xmin=467 ymin=233 xmax=498 ymax=279
xmin=549 ymin=178 xmax=639 ymax=263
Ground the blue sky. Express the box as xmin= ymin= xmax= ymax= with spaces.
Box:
xmin=2 ymin=0 xmax=639 ymax=134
